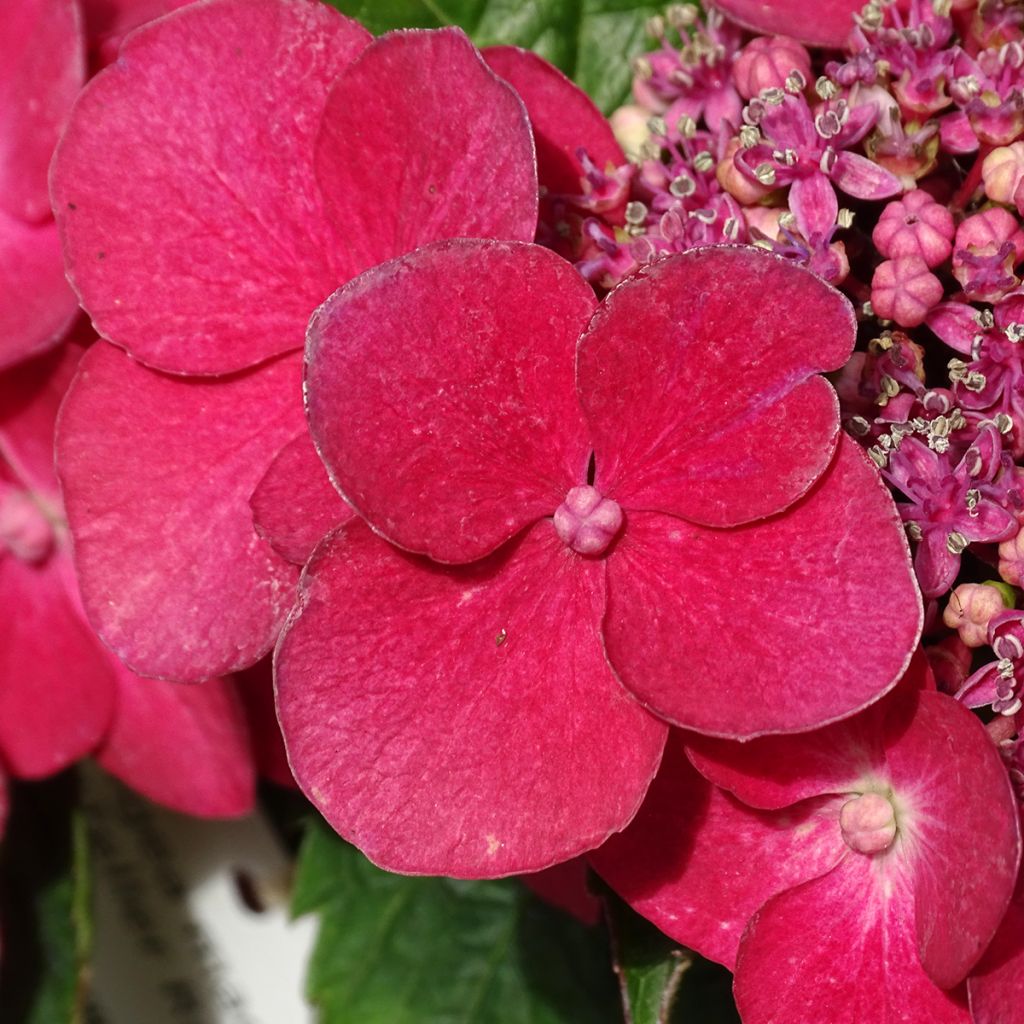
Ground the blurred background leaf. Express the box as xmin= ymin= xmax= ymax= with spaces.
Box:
xmin=293 ymin=817 xmax=620 ymax=1023
xmin=0 ymin=772 xmax=91 ymax=1024
xmin=323 ymin=0 xmax=688 ymax=112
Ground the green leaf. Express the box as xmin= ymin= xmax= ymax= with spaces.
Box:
xmin=324 ymin=0 xmax=679 ymax=112
xmin=293 ymin=817 xmax=620 ymax=1024
xmin=601 ymin=887 xmax=740 ymax=1024
xmin=0 ymin=773 xmax=91 ymax=1024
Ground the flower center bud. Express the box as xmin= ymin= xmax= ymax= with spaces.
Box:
xmin=553 ymin=485 xmax=623 ymax=556
xmin=839 ymin=791 xmax=898 ymax=855
xmin=0 ymin=483 xmax=54 ymax=563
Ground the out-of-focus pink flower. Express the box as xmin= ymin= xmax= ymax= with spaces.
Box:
xmin=273 ymin=241 xmax=921 ymax=877
xmin=0 ymin=0 xmax=84 ymax=370
xmin=711 ymin=0 xmax=862 ymax=49
xmin=594 ymin=671 xmax=1021 ymax=1024
xmin=982 ymin=141 xmax=1024 ymax=202
xmin=52 ymin=2 xmax=539 ymax=683
xmin=0 ymin=340 xmax=254 ymax=816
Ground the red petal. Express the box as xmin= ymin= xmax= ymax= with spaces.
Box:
xmin=968 ymin=900 xmax=1024 ymax=1024
xmin=603 ymin=437 xmax=922 ymax=737
xmin=580 ymin=247 xmax=854 ymax=527
xmin=275 ymin=519 xmax=667 ymax=877
xmin=0 ymin=552 xmax=115 ymax=777
xmin=711 ymin=0 xmax=862 ymax=49
xmin=736 ymin=856 xmax=972 ymax=1024
xmin=51 ymin=0 xmax=371 ymax=374
xmin=483 ymin=46 xmax=624 ymax=196
xmin=56 ymin=343 xmax=303 ymax=682
xmin=316 ymin=29 xmax=537 ymax=282
xmin=591 ymin=737 xmax=845 ymax=968
xmin=0 ymin=214 xmax=80 ymax=371
xmin=521 ymin=858 xmax=601 ymax=925
xmin=890 ymin=691 xmax=1021 ymax=988
xmin=685 ymin=652 xmax=932 ymax=809
xmin=97 ymin=667 xmax=255 ymax=817
xmin=236 ymin=660 xmax=296 ymax=789
xmin=0 ymin=0 xmax=83 ymax=222
xmin=250 ymin=432 xmax=353 ymax=566
xmin=306 ymin=239 xmax=594 ymax=563
xmin=0 ymin=332 xmax=89 ymax=500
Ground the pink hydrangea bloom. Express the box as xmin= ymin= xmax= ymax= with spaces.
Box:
xmin=0 ymin=0 xmax=84 ymax=370
xmin=0 ymin=341 xmax=254 ymax=815
xmin=272 ymin=241 xmax=921 ymax=877
xmin=593 ymin=669 xmax=1021 ymax=1024
xmin=711 ymin=0 xmax=862 ymax=49
xmin=52 ymin=0 xmax=538 ymax=681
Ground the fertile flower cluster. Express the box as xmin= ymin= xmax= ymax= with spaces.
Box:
xmin=5 ymin=0 xmax=1024 ymax=1019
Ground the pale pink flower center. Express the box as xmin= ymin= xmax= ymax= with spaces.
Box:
xmin=0 ymin=483 xmax=54 ymax=563
xmin=553 ymin=485 xmax=623 ymax=556
xmin=839 ymin=791 xmax=898 ymax=855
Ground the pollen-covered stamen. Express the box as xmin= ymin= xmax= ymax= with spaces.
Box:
xmin=0 ymin=482 xmax=54 ymax=563
xmin=553 ymin=485 xmax=623 ymax=556
xmin=839 ymin=791 xmax=898 ymax=855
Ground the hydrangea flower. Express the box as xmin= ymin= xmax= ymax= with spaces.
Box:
xmin=273 ymin=240 xmax=922 ymax=877
xmin=52 ymin=0 xmax=538 ymax=681
xmin=0 ymin=341 xmax=254 ymax=815
xmin=593 ymin=668 xmax=1021 ymax=1024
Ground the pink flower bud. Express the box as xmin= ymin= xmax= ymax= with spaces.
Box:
xmin=943 ymin=582 xmax=1011 ymax=647
xmin=717 ymin=139 xmax=775 ymax=203
xmin=999 ymin=527 xmax=1024 ymax=586
xmin=839 ymin=792 xmax=897 ymax=855
xmin=872 ymin=190 xmax=954 ymax=268
xmin=871 ymin=257 xmax=944 ymax=327
xmin=608 ymin=104 xmax=651 ymax=162
xmin=742 ymin=205 xmax=785 ymax=241
xmin=982 ymin=142 xmax=1024 ymax=204
xmin=553 ymin=486 xmax=623 ymax=556
xmin=732 ymin=35 xmax=811 ymax=101
xmin=952 ymin=207 xmax=1024 ymax=300
xmin=955 ymin=206 xmax=1024 ymax=255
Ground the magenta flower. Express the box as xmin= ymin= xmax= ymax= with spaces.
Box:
xmin=0 ymin=342 xmax=254 ymax=815
xmin=0 ymin=0 xmax=84 ymax=370
xmin=710 ymin=0 xmax=862 ymax=49
xmin=272 ymin=241 xmax=921 ymax=877
xmin=882 ymin=426 xmax=1019 ymax=598
xmin=593 ymin=669 xmax=1022 ymax=1024
xmin=52 ymin=0 xmax=538 ymax=681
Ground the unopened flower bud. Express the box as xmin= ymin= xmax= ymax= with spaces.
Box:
xmin=871 ymin=257 xmax=944 ymax=327
xmin=732 ymin=35 xmax=812 ymax=101
xmin=943 ymin=582 xmax=1012 ymax=647
xmin=840 ymin=792 xmax=897 ymax=855
xmin=983 ymin=142 xmax=1024 ymax=204
xmin=608 ymin=104 xmax=652 ymax=161
xmin=872 ymin=191 xmax=954 ymax=268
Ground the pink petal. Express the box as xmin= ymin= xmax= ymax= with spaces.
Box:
xmin=236 ymin=660 xmax=296 ymax=789
xmin=56 ymin=343 xmax=303 ymax=682
xmin=735 ymin=856 xmax=972 ymax=1024
xmin=96 ymin=665 xmax=255 ymax=818
xmin=250 ymin=432 xmax=353 ymax=566
xmin=711 ymin=0 xmax=861 ymax=48
xmin=0 ymin=551 xmax=115 ymax=777
xmin=685 ymin=654 xmax=932 ymax=809
xmin=590 ymin=737 xmax=845 ymax=968
xmin=306 ymin=239 xmax=594 ymax=564
xmin=316 ymin=29 xmax=537 ymax=283
xmin=789 ymin=172 xmax=839 ymax=241
xmin=926 ymin=301 xmax=981 ymax=355
xmin=968 ymin=900 xmax=1024 ymax=1024
xmin=0 ymin=213 xmax=80 ymax=371
xmin=275 ymin=518 xmax=667 ymax=878
xmin=888 ymin=691 xmax=1021 ymax=988
xmin=0 ymin=332 xmax=88 ymax=500
xmin=521 ymin=858 xmax=601 ymax=925
xmin=483 ymin=45 xmax=624 ymax=196
xmin=580 ymin=247 xmax=855 ymax=528
xmin=0 ymin=0 xmax=84 ymax=222
xmin=831 ymin=151 xmax=903 ymax=201
xmin=603 ymin=436 xmax=922 ymax=736
xmin=51 ymin=0 xmax=372 ymax=374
